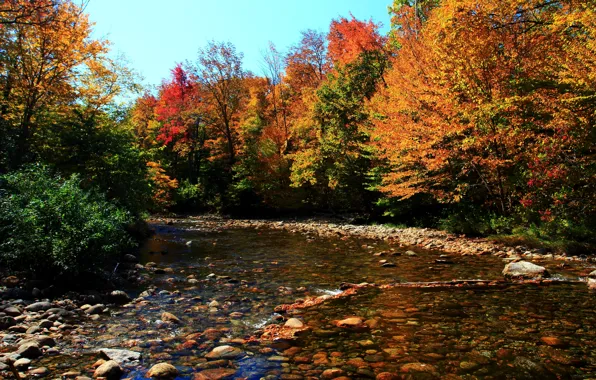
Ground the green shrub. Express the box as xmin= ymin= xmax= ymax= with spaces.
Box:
xmin=0 ymin=165 xmax=135 ymax=279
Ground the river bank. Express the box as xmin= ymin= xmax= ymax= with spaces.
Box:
xmin=154 ymin=215 xmax=593 ymax=262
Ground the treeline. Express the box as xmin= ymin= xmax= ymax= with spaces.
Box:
xmin=131 ymin=0 xmax=595 ymax=244
xmin=1 ymin=0 xmax=595 ymax=281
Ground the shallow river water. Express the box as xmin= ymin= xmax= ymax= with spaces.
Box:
xmin=40 ymin=221 xmax=596 ymax=379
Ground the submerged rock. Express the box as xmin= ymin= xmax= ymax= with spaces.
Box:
xmin=147 ymin=362 xmax=178 ymax=378
xmin=503 ymin=261 xmax=549 ymax=279
xmin=400 ymin=362 xmax=436 ymax=373
xmin=193 ymin=368 xmax=236 ymax=380
xmin=161 ymin=312 xmax=182 ymax=324
xmin=93 ymin=360 xmax=122 ymax=379
xmin=205 ymin=345 xmax=244 ymax=360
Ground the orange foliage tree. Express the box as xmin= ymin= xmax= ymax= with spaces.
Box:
xmin=371 ymin=0 xmax=596 ymax=231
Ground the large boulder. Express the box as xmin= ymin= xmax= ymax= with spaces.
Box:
xmin=503 ymin=261 xmax=549 ymax=279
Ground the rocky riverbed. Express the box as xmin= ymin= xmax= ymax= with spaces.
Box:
xmin=0 ymin=217 xmax=594 ymax=379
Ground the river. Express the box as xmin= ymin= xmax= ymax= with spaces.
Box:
xmin=37 ymin=219 xmax=596 ymax=379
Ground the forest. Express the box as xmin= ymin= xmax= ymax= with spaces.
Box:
xmin=1 ymin=0 xmax=595 ymax=279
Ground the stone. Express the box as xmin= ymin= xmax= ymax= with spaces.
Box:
xmin=460 ymin=361 xmax=480 ymax=371
xmin=62 ymin=371 xmax=81 ymax=378
xmin=400 ymin=363 xmax=436 ymax=373
xmin=29 ymin=367 xmax=50 ymax=376
xmin=405 ymin=250 xmax=417 ymax=257
xmin=109 ymin=291 xmax=132 ymax=305
xmin=3 ymin=307 xmax=22 ymax=317
xmin=8 ymin=325 xmax=27 ymax=333
xmin=201 ymin=328 xmax=224 ymax=341
xmin=321 ymin=368 xmax=344 ymax=379
xmin=196 ymin=360 xmax=229 ymax=370
xmin=13 ymin=358 xmax=31 ymax=369
xmin=589 ymin=270 xmax=596 ymax=279
xmin=376 ymin=373 xmax=400 ymax=380
xmin=86 ymin=304 xmax=106 ymax=315
xmin=19 ymin=335 xmax=56 ymax=348
xmin=24 ymin=301 xmax=52 ymax=312
xmin=193 ymin=368 xmax=236 ymax=380
xmin=267 ymin=356 xmax=289 ymax=362
xmin=93 ymin=360 xmax=122 ymax=379
xmin=2 ymin=276 xmax=19 ymax=287
xmin=503 ymin=261 xmax=549 ymax=279
xmin=284 ymin=318 xmax=304 ymax=328
xmin=17 ymin=342 xmax=42 ymax=359
xmin=161 ymin=312 xmax=182 ymax=324
xmin=205 ymin=346 xmax=244 ymax=360
xmin=335 ymin=317 xmax=368 ymax=330
xmin=0 ymin=316 xmax=16 ymax=330
xmin=540 ymin=336 xmax=567 ymax=348
xmin=147 ymin=362 xmax=178 ymax=378
xmin=98 ymin=348 xmax=142 ymax=363
xmin=588 ymin=278 xmax=596 ymax=290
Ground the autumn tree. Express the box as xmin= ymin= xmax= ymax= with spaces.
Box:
xmin=370 ymin=0 xmax=596 ymax=236
xmin=0 ymin=0 xmax=58 ymax=26
xmin=289 ymin=16 xmax=388 ymax=211
xmin=193 ymin=41 xmax=248 ymax=166
xmin=285 ymin=30 xmax=330 ymax=92
xmin=0 ymin=0 xmax=112 ymax=168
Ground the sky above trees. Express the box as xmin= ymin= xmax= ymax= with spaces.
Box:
xmin=85 ymin=0 xmax=392 ymax=87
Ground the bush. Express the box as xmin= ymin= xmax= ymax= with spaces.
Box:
xmin=0 ymin=165 xmax=135 ymax=279
xmin=439 ymin=204 xmax=492 ymax=236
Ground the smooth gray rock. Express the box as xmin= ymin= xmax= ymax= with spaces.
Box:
xmin=503 ymin=261 xmax=549 ymax=279
xmin=98 ymin=348 xmax=142 ymax=364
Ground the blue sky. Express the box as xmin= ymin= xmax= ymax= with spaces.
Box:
xmin=85 ymin=0 xmax=392 ymax=88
